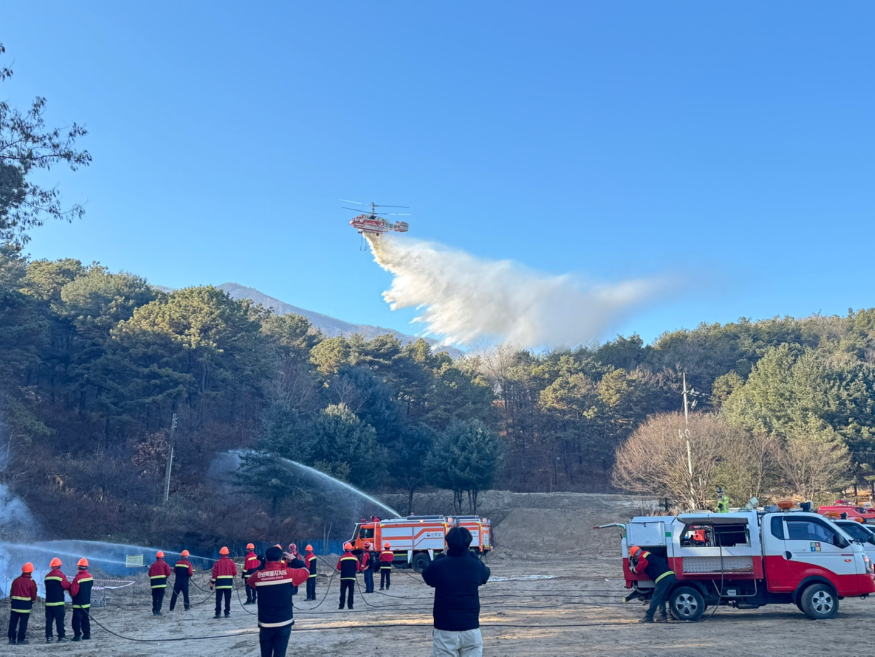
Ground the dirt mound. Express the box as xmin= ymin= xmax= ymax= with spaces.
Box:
xmin=383 ymin=490 xmax=659 ymax=569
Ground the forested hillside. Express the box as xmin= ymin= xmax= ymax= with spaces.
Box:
xmin=3 ymin=243 xmax=875 ymax=549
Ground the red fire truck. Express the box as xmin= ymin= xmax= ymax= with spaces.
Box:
xmin=599 ymin=501 xmax=875 ymax=620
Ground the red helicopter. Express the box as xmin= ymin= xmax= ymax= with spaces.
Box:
xmin=342 ymin=201 xmax=410 ymax=236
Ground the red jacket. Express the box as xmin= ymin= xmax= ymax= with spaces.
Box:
xmin=305 ymin=551 xmax=317 ymax=577
xmin=211 ymin=555 xmax=238 ymax=589
xmin=10 ymin=574 xmax=37 ymax=613
xmin=380 ymin=550 xmax=394 ymax=567
xmin=148 ymin=558 xmax=172 ymax=589
xmin=244 ymin=551 xmax=260 ymax=576
xmin=70 ymin=569 xmax=94 ymax=608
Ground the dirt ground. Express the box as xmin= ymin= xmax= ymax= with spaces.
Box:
xmin=7 ymin=492 xmax=875 ymax=656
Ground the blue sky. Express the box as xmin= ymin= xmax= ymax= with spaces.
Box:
xmin=3 ymin=2 xmax=874 ymax=344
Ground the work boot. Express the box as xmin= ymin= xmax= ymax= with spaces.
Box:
xmin=9 ymin=639 xmax=16 ymax=645
xmin=58 ymin=637 xmax=69 ymax=643
xmin=214 ymin=613 xmax=221 ymax=619
xmin=18 ymin=639 xmax=30 ymax=645
xmin=224 ymin=612 xmax=230 ymax=618
xmin=184 ymin=606 xmax=190 ymax=611
xmin=83 ymin=635 xmax=91 ymax=640
xmin=338 ymin=605 xmax=344 ymax=610
xmin=656 ymin=615 xmax=669 ymax=623
xmin=156 ymin=611 xmax=162 ymax=616
xmin=72 ymin=636 xmax=82 ymax=642
xmin=46 ymin=637 xmax=53 ymax=643
xmin=638 ymin=616 xmax=655 ymax=623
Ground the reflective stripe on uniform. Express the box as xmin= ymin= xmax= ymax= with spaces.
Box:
xmin=77 ymin=577 xmax=93 ymax=583
xmin=215 ymin=575 xmax=234 ymax=589
xmin=654 ymin=571 xmax=675 ymax=584
xmin=72 ymin=604 xmax=91 ymax=609
xmin=45 ymin=601 xmax=65 ymax=606
xmin=309 ymin=574 xmax=317 ymax=578
xmin=45 ymin=577 xmax=63 ymax=582
xmin=340 ymin=577 xmax=357 ymax=581
xmin=11 ymin=596 xmax=32 ymax=600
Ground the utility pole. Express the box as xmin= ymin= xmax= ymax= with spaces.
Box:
xmin=681 ymin=374 xmax=696 ymax=509
xmin=163 ymin=413 xmax=177 ymax=504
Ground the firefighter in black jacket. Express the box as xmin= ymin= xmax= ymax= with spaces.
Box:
xmin=169 ymin=550 xmax=193 ymax=611
xmin=629 ymin=546 xmax=676 ymax=622
xmin=304 ymin=545 xmax=318 ymax=600
xmin=70 ymin=559 xmax=93 ymax=641
xmin=44 ymin=557 xmax=71 ymax=643
xmin=336 ymin=542 xmax=360 ymax=610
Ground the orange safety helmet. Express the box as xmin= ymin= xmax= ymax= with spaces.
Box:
xmin=77 ymin=558 xmax=89 ymax=568
xmin=219 ymin=546 xmax=230 ymax=555
xmin=629 ymin=546 xmax=641 ymax=557
xmin=50 ymin=558 xmax=62 ymax=569
xmin=305 ymin=544 xmax=313 ymax=551
xmin=181 ymin=550 xmax=190 ymax=557
xmin=246 ymin=543 xmax=255 ymax=550
xmin=363 ymin=541 xmax=372 ymax=549
xmin=22 ymin=562 xmax=34 ymax=573
xmin=384 ymin=542 xmax=391 ymax=549
xmin=156 ymin=551 xmax=165 ymax=559
xmin=343 ymin=542 xmax=353 ymax=551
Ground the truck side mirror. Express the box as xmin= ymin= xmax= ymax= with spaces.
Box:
xmin=834 ymin=534 xmax=849 ymax=549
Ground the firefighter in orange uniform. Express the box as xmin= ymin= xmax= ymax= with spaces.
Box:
xmin=211 ymin=546 xmax=238 ymax=618
xmin=149 ymin=551 xmax=172 ymax=615
xmin=44 ymin=557 xmax=71 ymax=643
xmin=8 ymin=562 xmax=38 ymax=645
xmin=336 ymin=542 xmax=361 ymax=610
xmin=244 ymin=543 xmax=260 ymax=605
xmin=380 ymin=542 xmax=394 ymax=590
xmin=305 ymin=545 xmax=318 ymax=600
xmin=70 ymin=559 xmax=93 ymax=641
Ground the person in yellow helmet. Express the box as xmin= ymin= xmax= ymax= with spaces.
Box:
xmin=44 ymin=557 xmax=72 ymax=643
xmin=8 ymin=562 xmax=37 ymax=645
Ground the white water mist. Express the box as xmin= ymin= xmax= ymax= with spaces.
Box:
xmin=277 ymin=458 xmax=400 ymax=518
xmin=368 ymin=235 xmax=674 ymax=348
xmin=222 ymin=450 xmax=400 ymax=517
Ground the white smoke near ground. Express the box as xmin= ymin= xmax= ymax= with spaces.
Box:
xmin=367 ymin=235 xmax=676 ymax=348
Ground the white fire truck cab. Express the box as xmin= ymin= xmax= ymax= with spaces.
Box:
xmin=605 ymin=502 xmax=875 ymax=621
xmin=350 ymin=515 xmax=493 ymax=572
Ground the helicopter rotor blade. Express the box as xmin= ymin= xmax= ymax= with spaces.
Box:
xmin=373 ymin=204 xmax=410 ymax=208
xmin=340 ymin=199 xmax=364 ymax=205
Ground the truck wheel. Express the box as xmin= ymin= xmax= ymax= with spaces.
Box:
xmin=412 ymin=553 xmax=431 ymax=573
xmin=799 ymin=583 xmax=839 ymax=620
xmin=669 ymin=586 xmax=705 ymax=622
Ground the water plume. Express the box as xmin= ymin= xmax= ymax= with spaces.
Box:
xmin=367 ymin=235 xmax=674 ymax=348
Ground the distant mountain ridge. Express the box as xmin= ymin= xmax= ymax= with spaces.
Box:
xmin=215 ymin=283 xmax=460 ymax=357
